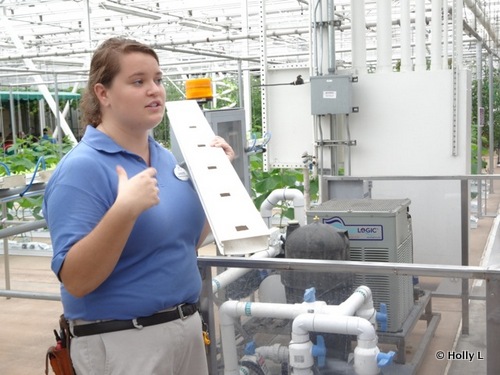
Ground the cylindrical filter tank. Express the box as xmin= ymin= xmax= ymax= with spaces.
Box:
xmin=281 ymin=221 xmax=354 ymax=361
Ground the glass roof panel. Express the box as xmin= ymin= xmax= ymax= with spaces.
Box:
xmin=1 ymin=0 xmax=500 ymax=88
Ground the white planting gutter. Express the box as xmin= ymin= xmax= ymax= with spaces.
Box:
xmin=260 ymin=188 xmax=305 ymax=227
xmin=219 ymin=286 xmax=376 ymax=375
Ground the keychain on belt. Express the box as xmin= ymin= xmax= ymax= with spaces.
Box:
xmin=202 ymin=321 xmax=211 ymax=345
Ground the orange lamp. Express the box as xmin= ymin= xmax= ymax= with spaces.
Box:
xmin=185 ymin=78 xmax=213 ymax=101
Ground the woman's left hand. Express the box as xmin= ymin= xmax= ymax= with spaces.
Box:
xmin=210 ymin=136 xmax=235 ymax=161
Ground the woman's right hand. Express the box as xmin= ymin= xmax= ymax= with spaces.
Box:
xmin=115 ymin=165 xmax=160 ymax=217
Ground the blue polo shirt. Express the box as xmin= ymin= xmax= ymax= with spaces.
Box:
xmin=43 ymin=126 xmax=205 ymax=320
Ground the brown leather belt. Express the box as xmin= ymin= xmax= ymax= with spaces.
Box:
xmin=72 ymin=303 xmax=198 ymax=337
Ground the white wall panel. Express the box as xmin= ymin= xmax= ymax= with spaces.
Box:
xmin=264 ymin=65 xmax=313 ymax=169
xmin=349 ymin=70 xmax=471 ymax=270
xmin=265 ymin=69 xmax=472 ymax=282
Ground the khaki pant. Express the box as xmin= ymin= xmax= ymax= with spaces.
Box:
xmin=70 ymin=313 xmax=208 ymax=375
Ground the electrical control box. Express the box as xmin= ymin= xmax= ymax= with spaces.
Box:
xmin=310 ymin=74 xmax=353 ymax=115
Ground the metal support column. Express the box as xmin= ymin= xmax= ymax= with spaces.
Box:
xmin=486 ymin=269 xmax=500 ymax=374
xmin=488 ymin=54 xmax=495 ymax=194
xmin=461 ymin=179 xmax=469 ymax=335
xmin=477 ymin=41 xmax=483 ymax=217
xmin=2 ymin=202 xmax=10 ymax=293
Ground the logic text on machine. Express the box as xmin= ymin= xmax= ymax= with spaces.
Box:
xmin=323 ymin=216 xmax=384 ymax=241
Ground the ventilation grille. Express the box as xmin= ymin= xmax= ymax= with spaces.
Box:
xmin=350 ymin=234 xmax=414 ymax=332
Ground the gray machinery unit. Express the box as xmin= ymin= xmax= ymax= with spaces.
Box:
xmin=170 ymin=107 xmax=250 ymax=193
xmin=307 ymin=198 xmax=414 ymax=333
xmin=203 ymin=108 xmax=250 ymax=193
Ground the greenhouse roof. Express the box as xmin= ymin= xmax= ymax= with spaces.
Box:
xmin=1 ymin=1 xmax=500 ymax=91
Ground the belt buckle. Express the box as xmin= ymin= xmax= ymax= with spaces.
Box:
xmin=177 ymin=304 xmax=187 ymax=320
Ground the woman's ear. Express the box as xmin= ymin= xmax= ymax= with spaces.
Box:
xmin=94 ymin=83 xmax=109 ymax=107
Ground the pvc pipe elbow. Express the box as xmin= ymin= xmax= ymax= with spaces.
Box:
xmin=353 ymin=318 xmax=377 ymax=342
xmin=219 ymin=300 xmax=239 ymax=326
xmin=259 ymin=188 xmax=305 ymax=225
xmin=291 ymin=313 xmax=314 ymax=343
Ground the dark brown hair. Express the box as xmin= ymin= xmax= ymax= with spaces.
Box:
xmin=79 ymin=38 xmax=160 ymax=127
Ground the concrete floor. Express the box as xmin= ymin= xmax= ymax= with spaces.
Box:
xmin=1 ymin=176 xmax=499 ymax=375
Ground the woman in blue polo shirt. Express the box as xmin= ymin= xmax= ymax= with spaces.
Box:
xmin=42 ymin=37 xmax=234 ymax=375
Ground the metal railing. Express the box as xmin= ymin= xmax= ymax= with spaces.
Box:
xmin=198 ymin=256 xmax=500 ymax=375
xmin=2 ymin=175 xmax=500 ymax=373
xmin=0 ymin=183 xmax=47 ymax=293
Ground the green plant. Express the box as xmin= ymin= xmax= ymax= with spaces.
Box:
xmin=471 ymin=125 xmax=488 ymax=175
xmin=0 ymin=136 xmax=72 ymax=220
xmin=470 ymin=66 xmax=500 ymax=173
xmin=249 ymin=152 xmax=318 ymax=224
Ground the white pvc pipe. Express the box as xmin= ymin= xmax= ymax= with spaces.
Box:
xmin=376 ymin=0 xmax=392 ymax=73
xmin=220 ymin=300 xmax=314 ymax=375
xmin=415 ymin=0 xmax=426 ymax=71
xmin=336 ymin=285 xmax=374 ymax=318
xmin=292 ymin=313 xmax=377 ymax=343
xmin=256 ymin=343 xmax=289 ymax=363
xmin=350 ymin=0 xmax=367 ymax=74
xmin=212 ymin=244 xmax=281 ymax=294
xmin=291 ymin=314 xmax=378 ymax=375
xmin=219 ymin=286 xmax=375 ymax=375
xmin=399 ymin=0 xmax=412 ymax=72
xmin=354 ymin=337 xmax=381 ymax=375
xmin=260 ymin=188 xmax=305 ymax=227
xmin=431 ymin=0 xmax=443 ymax=71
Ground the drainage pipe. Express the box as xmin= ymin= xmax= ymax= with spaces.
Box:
xmin=260 ymin=188 xmax=305 ymax=227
